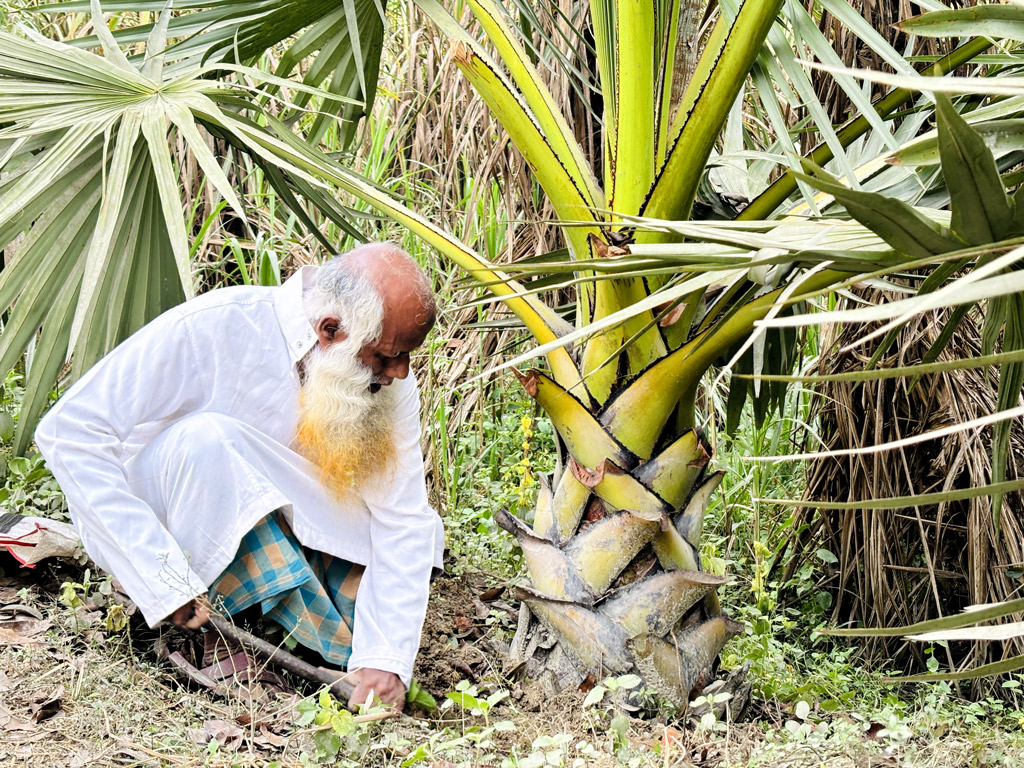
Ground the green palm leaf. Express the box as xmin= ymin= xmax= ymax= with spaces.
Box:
xmin=2 ymin=3 xmax=543 ymax=442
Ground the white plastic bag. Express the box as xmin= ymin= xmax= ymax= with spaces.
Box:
xmin=0 ymin=512 xmax=80 ymax=567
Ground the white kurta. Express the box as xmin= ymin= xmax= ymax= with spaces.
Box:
xmin=34 ymin=267 xmax=444 ymax=685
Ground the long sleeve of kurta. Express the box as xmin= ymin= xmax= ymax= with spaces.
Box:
xmin=35 ymin=308 xmax=210 ymax=624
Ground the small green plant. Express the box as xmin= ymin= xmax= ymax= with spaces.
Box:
xmin=442 ymin=679 xmax=509 ymax=725
xmin=294 ymin=687 xmax=380 ymax=764
xmin=582 ymin=673 xmax=643 ymax=710
xmin=401 ymin=682 xmax=515 ymax=766
xmin=58 ymin=569 xmax=128 ymax=633
xmin=691 ymin=691 xmax=732 ymax=733
xmin=0 ymin=371 xmax=67 ymax=522
xmin=405 ymin=678 xmax=438 ymax=712
xmin=509 ymin=733 xmax=574 ymax=768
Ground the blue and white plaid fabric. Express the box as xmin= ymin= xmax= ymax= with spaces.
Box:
xmin=208 ymin=512 xmax=363 ymax=667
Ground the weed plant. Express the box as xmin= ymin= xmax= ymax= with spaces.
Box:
xmin=0 ymin=371 xmax=67 ymax=525
xmin=434 ymin=398 xmax=556 ymax=578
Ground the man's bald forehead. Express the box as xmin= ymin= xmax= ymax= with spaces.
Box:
xmin=341 ymin=243 xmax=417 ymax=276
xmin=330 ymin=243 xmax=436 ymax=331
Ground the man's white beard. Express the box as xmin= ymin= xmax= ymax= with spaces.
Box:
xmin=295 ymin=340 xmax=398 ymax=501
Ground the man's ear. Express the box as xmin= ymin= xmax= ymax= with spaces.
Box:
xmin=315 ymin=315 xmax=347 ymax=347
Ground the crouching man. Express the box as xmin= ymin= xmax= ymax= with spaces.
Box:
xmin=35 ymin=243 xmax=443 ymax=711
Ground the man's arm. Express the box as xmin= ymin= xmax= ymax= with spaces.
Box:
xmin=34 ymin=309 xmax=210 ymax=627
xmin=346 ymin=374 xmax=439 ymax=704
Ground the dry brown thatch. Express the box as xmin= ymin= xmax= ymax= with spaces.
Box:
xmin=782 ymin=288 xmax=1024 ymax=688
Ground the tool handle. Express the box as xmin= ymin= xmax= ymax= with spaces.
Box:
xmin=207 ymin=614 xmax=356 ymax=701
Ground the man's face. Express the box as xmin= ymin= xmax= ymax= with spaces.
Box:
xmin=355 ymin=319 xmax=431 ymax=392
xmin=317 ymin=306 xmax=432 ymax=392
xmin=295 ymin=334 xmax=399 ymax=501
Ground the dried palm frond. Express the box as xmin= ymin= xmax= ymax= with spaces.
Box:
xmin=785 ymin=286 xmax=1024 ymax=693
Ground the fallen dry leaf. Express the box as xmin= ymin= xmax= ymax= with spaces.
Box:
xmin=0 ymin=617 xmax=50 ymax=645
xmin=473 ymin=599 xmax=491 ymax=620
xmin=252 ymin=726 xmax=287 ymax=749
xmin=478 ymin=586 xmax=504 ymax=601
xmin=192 ymin=719 xmax=244 ymax=750
xmin=0 ymin=704 xmax=37 ymax=734
xmin=29 ymin=691 xmax=64 ymax=724
xmin=0 ymin=669 xmax=11 ymax=692
xmin=187 ymin=728 xmax=209 ymax=746
xmin=0 ymin=603 xmax=44 ymax=621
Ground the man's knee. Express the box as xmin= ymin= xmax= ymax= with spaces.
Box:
xmin=155 ymin=412 xmax=247 ymax=466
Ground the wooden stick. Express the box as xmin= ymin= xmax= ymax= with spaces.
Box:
xmin=206 ymin=614 xmax=356 ymax=702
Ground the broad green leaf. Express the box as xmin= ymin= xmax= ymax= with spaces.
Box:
xmin=141 ymin=111 xmax=194 ymax=302
xmin=935 ymin=94 xmax=1014 ymax=245
xmin=141 ymin=2 xmax=172 ymax=80
xmin=166 ymin=102 xmax=246 ymax=220
xmin=794 ymin=169 xmax=962 ymax=258
xmin=15 ymin=267 xmax=81 ymax=454
xmin=893 ymin=118 xmax=1024 ymax=168
xmin=900 ymin=5 xmax=1024 ymax=40
xmin=89 ymin=0 xmax=136 ymax=73
xmin=69 ymin=110 xmax=144 ymax=361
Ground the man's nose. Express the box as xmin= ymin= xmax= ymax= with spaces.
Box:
xmin=385 ymin=358 xmax=410 ymax=380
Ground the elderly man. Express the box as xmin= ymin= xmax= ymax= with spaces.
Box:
xmin=35 ymin=243 xmax=443 ymax=710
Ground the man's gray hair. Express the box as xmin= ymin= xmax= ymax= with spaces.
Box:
xmin=305 ymin=246 xmax=436 ymax=346
xmin=306 ymin=257 xmax=385 ymax=349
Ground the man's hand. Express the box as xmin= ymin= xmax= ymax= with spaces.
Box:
xmin=347 ymin=668 xmax=405 ymax=712
xmin=168 ymin=596 xmax=210 ymax=630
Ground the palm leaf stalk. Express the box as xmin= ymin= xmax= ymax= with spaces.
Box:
xmin=7 ymin=0 xmax=1020 ymax=701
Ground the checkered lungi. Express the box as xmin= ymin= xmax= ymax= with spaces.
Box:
xmin=208 ymin=512 xmax=363 ymax=667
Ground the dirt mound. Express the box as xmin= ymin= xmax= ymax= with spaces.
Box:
xmin=414 ymin=571 xmax=512 ymax=694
